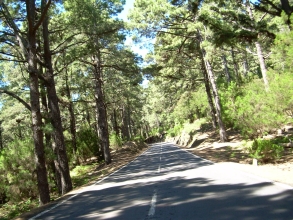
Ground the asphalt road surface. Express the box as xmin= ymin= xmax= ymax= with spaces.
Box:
xmin=31 ymin=142 xmax=293 ymax=220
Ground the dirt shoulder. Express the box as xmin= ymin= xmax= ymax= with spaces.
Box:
xmin=177 ymin=129 xmax=293 ymax=187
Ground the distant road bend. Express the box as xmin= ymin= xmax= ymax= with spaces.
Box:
xmin=30 ymin=142 xmax=293 ymax=220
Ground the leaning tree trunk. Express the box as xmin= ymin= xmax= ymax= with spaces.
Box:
xmin=246 ymin=0 xmax=269 ymax=90
xmin=255 ymin=41 xmax=269 ymax=89
xmin=205 ymin=60 xmax=228 ymax=142
xmin=197 ymin=30 xmax=228 ymax=142
xmin=221 ymin=52 xmax=231 ymax=83
xmin=93 ymin=49 xmax=111 ymax=165
xmin=41 ymin=2 xmax=72 ymax=194
xmin=201 ymin=58 xmax=217 ymax=129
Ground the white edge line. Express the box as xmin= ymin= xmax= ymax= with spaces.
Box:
xmin=168 ymin=142 xmax=293 ymax=191
xmin=29 ymin=146 xmax=152 ymax=220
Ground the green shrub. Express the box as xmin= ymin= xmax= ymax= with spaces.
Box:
xmin=0 ymin=198 xmax=38 ymax=220
xmin=109 ymin=133 xmax=123 ymax=149
xmin=132 ymin=135 xmax=145 ymax=143
xmin=248 ymin=139 xmax=284 ymax=163
xmin=170 ymin=87 xmax=209 ymax=124
xmin=167 ymin=123 xmax=183 ymax=137
xmin=183 ymin=118 xmax=207 ymax=135
xmin=76 ymin=127 xmax=100 ymax=162
xmin=0 ymin=138 xmax=37 ymax=203
xmin=221 ymin=74 xmax=293 ymax=137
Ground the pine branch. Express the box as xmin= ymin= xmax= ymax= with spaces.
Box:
xmin=33 ymin=0 xmax=51 ymax=34
xmin=0 ymin=89 xmax=31 ymax=111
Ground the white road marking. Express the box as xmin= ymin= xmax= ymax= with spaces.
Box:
xmin=148 ymin=190 xmax=157 ymax=217
xmin=29 ymin=147 xmax=151 ymax=220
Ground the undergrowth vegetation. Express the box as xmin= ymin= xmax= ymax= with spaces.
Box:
xmin=247 ymin=139 xmax=284 ymax=163
xmin=221 ymin=73 xmax=293 ymax=137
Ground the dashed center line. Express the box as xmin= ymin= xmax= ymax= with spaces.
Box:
xmin=148 ymin=190 xmax=157 ymax=217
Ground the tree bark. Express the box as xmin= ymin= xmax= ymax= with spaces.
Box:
xmin=85 ymin=102 xmax=92 ymax=127
xmin=255 ymin=41 xmax=269 ymax=89
xmin=280 ymin=0 xmax=293 ymax=15
xmin=127 ymin=101 xmax=132 ymax=139
xmin=41 ymin=0 xmax=72 ymax=194
xmin=197 ymin=30 xmax=228 ymax=142
xmin=26 ymin=0 xmax=50 ymax=205
xmin=201 ymin=57 xmax=217 ymax=129
xmin=205 ymin=60 xmax=228 ymax=142
xmin=221 ymin=49 xmax=231 ymax=83
xmin=112 ymin=108 xmax=119 ymax=136
xmin=246 ymin=0 xmax=269 ymax=90
xmin=64 ymin=71 xmax=78 ymax=165
xmin=122 ymin=105 xmax=130 ymax=140
xmin=40 ymin=81 xmax=62 ymax=195
xmin=93 ymin=49 xmax=111 ymax=164
xmin=230 ymin=47 xmax=240 ymax=83
xmin=0 ymin=121 xmax=3 ymax=150
xmin=243 ymin=52 xmax=249 ymax=77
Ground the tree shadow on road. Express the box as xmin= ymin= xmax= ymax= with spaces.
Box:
xmin=27 ymin=143 xmax=293 ymax=220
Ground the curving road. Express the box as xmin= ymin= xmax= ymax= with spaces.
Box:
xmin=30 ymin=142 xmax=293 ymax=220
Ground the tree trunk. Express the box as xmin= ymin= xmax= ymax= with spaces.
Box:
xmin=243 ymin=54 xmax=249 ymax=77
xmin=255 ymin=41 xmax=269 ymax=89
xmin=127 ymin=102 xmax=132 ymax=139
xmin=0 ymin=121 xmax=3 ymax=150
xmin=280 ymin=0 xmax=293 ymax=26
xmin=93 ymin=50 xmax=111 ymax=165
xmin=221 ymin=49 xmax=231 ymax=83
xmin=29 ymin=71 xmax=50 ymax=205
xmin=201 ymin=57 xmax=217 ymax=129
xmin=40 ymin=83 xmax=62 ymax=195
xmin=64 ymin=71 xmax=79 ymax=165
xmin=230 ymin=47 xmax=240 ymax=83
xmin=246 ymin=0 xmax=269 ymax=90
xmin=85 ymin=103 xmax=92 ymax=127
xmin=281 ymin=0 xmax=292 ymax=15
xmin=112 ymin=108 xmax=119 ymax=136
xmin=26 ymin=0 xmax=50 ymax=205
xmin=41 ymin=1 xmax=72 ymax=194
xmin=205 ymin=60 xmax=228 ymax=142
xmin=122 ymin=105 xmax=130 ymax=140
xmin=197 ymin=29 xmax=228 ymax=141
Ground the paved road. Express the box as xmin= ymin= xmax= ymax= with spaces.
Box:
xmin=31 ymin=142 xmax=293 ymax=220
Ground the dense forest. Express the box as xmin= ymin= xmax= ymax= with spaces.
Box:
xmin=0 ymin=0 xmax=293 ymax=217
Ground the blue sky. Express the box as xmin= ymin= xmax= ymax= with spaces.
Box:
xmin=118 ymin=0 xmax=135 ymax=21
xmin=117 ymin=0 xmax=150 ymax=58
